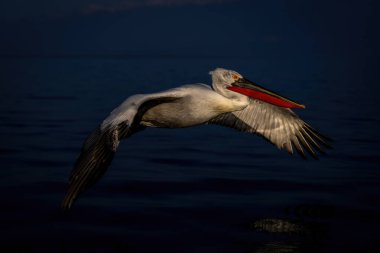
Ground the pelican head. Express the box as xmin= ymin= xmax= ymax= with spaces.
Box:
xmin=210 ymin=68 xmax=305 ymax=109
xmin=209 ymin=68 xmax=243 ymax=87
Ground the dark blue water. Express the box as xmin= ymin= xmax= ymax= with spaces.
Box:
xmin=0 ymin=56 xmax=379 ymax=253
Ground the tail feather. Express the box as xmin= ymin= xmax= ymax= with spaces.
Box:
xmin=62 ymin=126 xmax=119 ymax=210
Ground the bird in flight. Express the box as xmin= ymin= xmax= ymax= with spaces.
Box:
xmin=62 ymin=68 xmax=331 ymax=209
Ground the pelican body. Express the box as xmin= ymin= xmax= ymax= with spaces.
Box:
xmin=62 ymin=68 xmax=331 ymax=209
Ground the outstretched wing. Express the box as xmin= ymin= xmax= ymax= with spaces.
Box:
xmin=62 ymin=90 xmax=183 ymax=209
xmin=207 ymin=99 xmax=331 ymax=158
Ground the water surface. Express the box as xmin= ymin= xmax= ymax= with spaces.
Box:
xmin=0 ymin=57 xmax=379 ymax=253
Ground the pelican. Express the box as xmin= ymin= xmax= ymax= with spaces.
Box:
xmin=62 ymin=68 xmax=331 ymax=209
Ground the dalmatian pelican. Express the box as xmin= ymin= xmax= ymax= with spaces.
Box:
xmin=62 ymin=68 xmax=331 ymax=209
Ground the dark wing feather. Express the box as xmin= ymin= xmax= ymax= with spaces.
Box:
xmin=62 ymin=124 xmax=126 ymax=210
xmin=208 ymin=99 xmax=331 ymax=158
xmin=62 ymin=96 xmax=180 ymax=210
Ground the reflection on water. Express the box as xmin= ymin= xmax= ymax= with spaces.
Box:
xmin=251 ymin=217 xmax=324 ymax=253
xmin=252 ymin=218 xmax=304 ymax=234
xmin=250 ymin=204 xmax=336 ymax=252
xmin=0 ymin=57 xmax=379 ymax=252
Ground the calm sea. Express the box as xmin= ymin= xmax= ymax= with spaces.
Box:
xmin=0 ymin=56 xmax=379 ymax=253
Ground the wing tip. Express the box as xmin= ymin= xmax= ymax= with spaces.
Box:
xmin=282 ymin=124 xmax=332 ymax=160
xmin=61 ymin=181 xmax=81 ymax=210
xmin=301 ymin=124 xmax=333 ymax=157
xmin=61 ymin=198 xmax=73 ymax=211
xmin=61 ymin=189 xmax=75 ymax=211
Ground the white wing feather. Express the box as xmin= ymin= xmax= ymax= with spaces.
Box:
xmin=208 ymin=99 xmax=331 ymax=158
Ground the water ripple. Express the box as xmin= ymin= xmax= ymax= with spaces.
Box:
xmin=26 ymin=95 xmax=77 ymax=101
xmin=102 ymin=178 xmax=344 ymax=195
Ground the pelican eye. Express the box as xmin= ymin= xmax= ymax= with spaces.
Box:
xmin=232 ymin=74 xmax=240 ymax=81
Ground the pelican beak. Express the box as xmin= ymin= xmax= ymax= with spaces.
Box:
xmin=228 ymin=78 xmax=305 ymax=109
